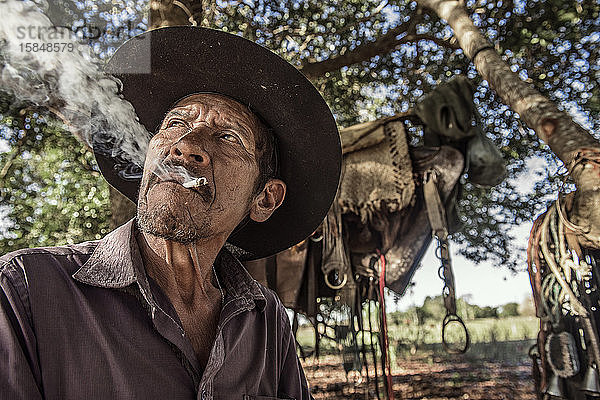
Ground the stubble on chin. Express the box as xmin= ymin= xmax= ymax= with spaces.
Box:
xmin=135 ymin=201 xmax=210 ymax=244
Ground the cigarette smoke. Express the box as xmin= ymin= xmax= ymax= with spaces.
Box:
xmin=146 ymin=157 xmax=201 ymax=185
xmin=0 ymin=0 xmax=150 ymax=179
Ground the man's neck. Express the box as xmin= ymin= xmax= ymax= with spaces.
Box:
xmin=136 ymin=231 xmax=225 ymax=307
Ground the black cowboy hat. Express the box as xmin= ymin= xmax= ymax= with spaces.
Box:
xmin=95 ymin=26 xmax=341 ymax=260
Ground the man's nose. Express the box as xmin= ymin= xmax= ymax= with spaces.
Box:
xmin=168 ymin=140 xmax=211 ymax=167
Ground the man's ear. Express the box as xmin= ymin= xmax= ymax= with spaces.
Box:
xmin=249 ymin=179 xmax=286 ymax=223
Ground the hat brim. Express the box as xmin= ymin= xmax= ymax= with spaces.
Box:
xmin=96 ymin=26 xmax=341 ymax=260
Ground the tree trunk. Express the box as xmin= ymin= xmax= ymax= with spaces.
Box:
xmin=417 ymin=0 xmax=600 ymax=247
xmin=149 ymin=0 xmax=210 ymax=29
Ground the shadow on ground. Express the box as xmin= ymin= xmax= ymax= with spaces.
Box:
xmin=301 ymin=341 xmax=536 ymax=399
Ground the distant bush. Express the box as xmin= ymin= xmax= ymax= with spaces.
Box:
xmin=499 ymin=302 xmax=520 ymax=318
xmin=392 ymin=295 xmax=507 ymax=322
xmin=471 ymin=305 xmax=499 ymax=319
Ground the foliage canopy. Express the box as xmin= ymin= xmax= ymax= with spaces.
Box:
xmin=1 ymin=0 xmax=598 ymax=272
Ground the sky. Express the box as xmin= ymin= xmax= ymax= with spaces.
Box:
xmin=390 ymin=226 xmax=534 ymax=311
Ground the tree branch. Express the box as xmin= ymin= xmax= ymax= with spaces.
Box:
xmin=416 ymin=0 xmax=600 ymax=246
xmin=403 ymin=33 xmax=460 ymax=50
xmin=149 ymin=0 xmax=204 ymax=28
xmin=299 ymin=18 xmax=412 ymax=78
xmin=300 ymin=30 xmax=458 ymax=79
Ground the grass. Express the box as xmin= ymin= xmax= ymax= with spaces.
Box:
xmin=295 ymin=315 xmax=540 ymax=363
xmin=391 ymin=315 xmax=539 ymax=345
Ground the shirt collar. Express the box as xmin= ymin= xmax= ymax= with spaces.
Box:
xmin=72 ymin=219 xmax=266 ymax=311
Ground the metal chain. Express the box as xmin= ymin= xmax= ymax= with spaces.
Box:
xmin=435 ymin=236 xmax=457 ymax=316
xmin=434 ymin=231 xmax=470 ymax=354
xmin=424 ymin=168 xmax=470 ymax=354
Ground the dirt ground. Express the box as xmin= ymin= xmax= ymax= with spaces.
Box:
xmin=301 ymin=354 xmax=536 ymax=400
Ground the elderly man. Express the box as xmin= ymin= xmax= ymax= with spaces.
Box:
xmin=0 ymin=27 xmax=341 ymax=399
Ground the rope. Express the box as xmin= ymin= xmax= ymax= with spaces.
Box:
xmin=528 ymin=344 xmax=543 ymax=400
xmin=531 ymin=198 xmax=600 ymax=396
xmin=377 ymin=253 xmax=395 ymax=400
xmin=566 ymin=148 xmax=600 ymax=176
xmin=367 ymin=283 xmax=382 ymax=400
xmin=527 ymin=212 xmax=552 ymax=394
xmin=357 ymin=284 xmax=371 ymax=397
xmin=555 ymin=147 xmax=600 ymax=237
xmin=541 ymin=273 xmax=562 ymax=326
xmin=539 ymin=206 xmax=588 ymax=317
xmin=527 ymin=213 xmax=547 ymax=319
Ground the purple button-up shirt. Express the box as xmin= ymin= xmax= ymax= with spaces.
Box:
xmin=0 ymin=220 xmax=312 ymax=399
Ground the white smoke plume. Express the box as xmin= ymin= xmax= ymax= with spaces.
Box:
xmin=0 ymin=0 xmax=151 ymax=179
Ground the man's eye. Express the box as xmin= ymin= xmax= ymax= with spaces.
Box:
xmin=166 ymin=119 xmax=187 ymax=129
xmin=220 ymin=132 xmax=240 ymax=143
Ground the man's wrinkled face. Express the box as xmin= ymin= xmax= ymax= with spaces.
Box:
xmin=136 ymin=93 xmax=265 ymax=243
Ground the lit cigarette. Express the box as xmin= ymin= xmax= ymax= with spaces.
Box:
xmin=182 ymin=177 xmax=208 ymax=188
